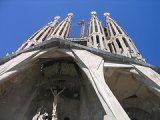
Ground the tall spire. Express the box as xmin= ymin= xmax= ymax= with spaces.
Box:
xmin=104 ymin=12 xmax=144 ymax=61
xmin=50 ymin=13 xmax=73 ymax=39
xmin=47 ymin=16 xmax=61 ymax=37
xmin=87 ymin=11 xmax=109 ymax=51
xmin=17 ymin=16 xmax=60 ymax=51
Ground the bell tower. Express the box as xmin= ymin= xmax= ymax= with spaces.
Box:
xmin=50 ymin=13 xmax=73 ymax=39
xmin=87 ymin=11 xmax=109 ymax=51
xmin=104 ymin=12 xmax=144 ymax=61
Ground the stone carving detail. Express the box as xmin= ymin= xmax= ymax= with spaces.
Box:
xmin=32 ymin=107 xmax=49 ymax=120
xmin=32 ymin=86 xmax=65 ymax=120
xmin=50 ymin=87 xmax=65 ymax=120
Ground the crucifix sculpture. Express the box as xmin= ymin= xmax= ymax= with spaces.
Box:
xmin=50 ymin=86 xmax=65 ymax=120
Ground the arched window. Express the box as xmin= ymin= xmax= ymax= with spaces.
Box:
xmin=116 ymin=38 xmax=122 ymax=48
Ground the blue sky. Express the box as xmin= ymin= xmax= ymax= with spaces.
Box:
xmin=0 ymin=0 xmax=159 ymax=66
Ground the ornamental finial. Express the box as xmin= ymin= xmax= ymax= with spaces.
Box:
xmin=104 ymin=12 xmax=110 ymax=18
xmin=67 ymin=13 xmax=74 ymax=17
xmin=54 ymin=16 xmax=60 ymax=20
xmin=91 ymin=11 xmax=97 ymax=16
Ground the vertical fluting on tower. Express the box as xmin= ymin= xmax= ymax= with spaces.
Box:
xmin=87 ymin=11 xmax=109 ymax=51
xmin=17 ymin=16 xmax=60 ymax=52
xmin=50 ymin=13 xmax=73 ymax=39
xmin=104 ymin=12 xmax=144 ymax=61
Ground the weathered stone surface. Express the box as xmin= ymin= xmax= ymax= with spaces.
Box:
xmin=0 ymin=11 xmax=160 ymax=120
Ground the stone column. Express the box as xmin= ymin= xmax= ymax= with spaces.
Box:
xmin=71 ymin=49 xmax=130 ymax=120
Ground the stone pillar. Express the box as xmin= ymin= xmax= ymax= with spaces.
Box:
xmin=71 ymin=49 xmax=130 ymax=120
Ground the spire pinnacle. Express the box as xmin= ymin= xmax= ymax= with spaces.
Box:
xmin=50 ymin=16 xmax=60 ymax=27
xmin=91 ymin=11 xmax=97 ymax=16
xmin=50 ymin=13 xmax=73 ymax=39
xmin=54 ymin=16 xmax=60 ymax=20
xmin=67 ymin=13 xmax=74 ymax=18
xmin=104 ymin=12 xmax=110 ymax=20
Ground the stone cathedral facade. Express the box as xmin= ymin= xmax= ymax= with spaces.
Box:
xmin=0 ymin=11 xmax=160 ymax=120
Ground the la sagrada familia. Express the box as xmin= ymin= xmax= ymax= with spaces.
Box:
xmin=0 ymin=11 xmax=160 ymax=120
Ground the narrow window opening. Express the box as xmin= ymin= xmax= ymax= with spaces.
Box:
xmin=94 ymin=19 xmax=98 ymax=32
xmin=113 ymin=22 xmax=122 ymax=34
xmin=42 ymin=29 xmax=52 ymax=41
xmin=90 ymin=22 xmax=93 ymax=33
xmin=122 ymin=37 xmax=129 ymax=47
xmin=91 ymin=36 xmax=94 ymax=45
xmin=116 ymin=38 xmax=122 ymax=48
xmin=53 ymin=27 xmax=59 ymax=35
xmin=102 ymin=37 xmax=105 ymax=42
xmin=96 ymin=35 xmax=100 ymax=43
xmin=108 ymin=43 xmax=113 ymax=53
xmin=104 ymin=28 xmax=108 ymax=37
xmin=112 ymin=43 xmax=117 ymax=52
xmin=59 ymin=23 xmax=67 ymax=36
xmin=53 ymin=22 xmax=63 ymax=35
xmin=21 ymin=42 xmax=28 ymax=50
xmin=64 ymin=24 xmax=69 ymax=38
xmin=102 ymin=37 xmax=105 ymax=48
xmin=110 ymin=23 xmax=116 ymax=36
xmin=36 ymin=28 xmax=48 ymax=41
xmin=24 ymin=43 xmax=28 ymax=47
xmin=30 ymin=44 xmax=34 ymax=47
xmin=99 ymin=22 xmax=103 ymax=34
xmin=47 ymin=28 xmax=53 ymax=37
xmin=30 ymin=32 xmax=39 ymax=40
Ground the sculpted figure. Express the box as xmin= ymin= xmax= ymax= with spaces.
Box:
xmin=32 ymin=107 xmax=42 ymax=120
xmin=38 ymin=112 xmax=48 ymax=120
xmin=32 ymin=107 xmax=49 ymax=120
xmin=50 ymin=87 xmax=65 ymax=120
